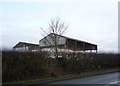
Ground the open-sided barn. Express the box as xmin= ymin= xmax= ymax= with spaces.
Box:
xmin=13 ymin=42 xmax=39 ymax=52
xmin=13 ymin=33 xmax=97 ymax=53
xmin=39 ymin=33 xmax=97 ymax=53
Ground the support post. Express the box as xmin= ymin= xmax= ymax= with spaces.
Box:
xmin=83 ymin=42 xmax=85 ymax=52
xmin=90 ymin=50 xmax=92 ymax=53
xmin=96 ymin=50 xmax=97 ymax=53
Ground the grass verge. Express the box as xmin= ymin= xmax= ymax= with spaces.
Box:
xmin=2 ymin=67 xmax=119 ymax=85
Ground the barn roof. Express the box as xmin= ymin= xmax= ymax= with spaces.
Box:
xmin=13 ymin=42 xmax=39 ymax=48
xmin=39 ymin=33 xmax=97 ymax=46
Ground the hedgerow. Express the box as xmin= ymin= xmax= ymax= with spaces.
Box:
xmin=2 ymin=51 xmax=120 ymax=82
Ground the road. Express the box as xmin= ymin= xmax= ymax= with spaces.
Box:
xmin=48 ymin=72 xmax=119 ymax=85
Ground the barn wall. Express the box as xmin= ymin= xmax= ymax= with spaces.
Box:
xmin=14 ymin=45 xmax=29 ymax=51
xmin=39 ymin=34 xmax=66 ymax=47
xmin=66 ymin=39 xmax=97 ymax=51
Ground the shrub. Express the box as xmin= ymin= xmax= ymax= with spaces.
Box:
xmin=2 ymin=51 xmax=49 ymax=82
xmin=2 ymin=51 xmax=120 ymax=83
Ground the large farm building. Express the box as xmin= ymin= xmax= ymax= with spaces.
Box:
xmin=13 ymin=33 xmax=97 ymax=53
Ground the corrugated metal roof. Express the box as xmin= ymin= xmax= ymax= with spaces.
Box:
xmin=13 ymin=42 xmax=39 ymax=48
xmin=39 ymin=33 xmax=97 ymax=46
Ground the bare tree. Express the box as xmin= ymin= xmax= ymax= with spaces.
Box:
xmin=41 ymin=18 xmax=68 ymax=59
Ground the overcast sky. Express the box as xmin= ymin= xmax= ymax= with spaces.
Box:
xmin=0 ymin=0 xmax=119 ymax=53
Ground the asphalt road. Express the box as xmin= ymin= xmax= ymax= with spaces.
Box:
xmin=48 ymin=72 xmax=119 ymax=85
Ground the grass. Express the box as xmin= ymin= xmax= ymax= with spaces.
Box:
xmin=59 ymin=67 xmax=119 ymax=78
xmin=2 ymin=67 xmax=119 ymax=85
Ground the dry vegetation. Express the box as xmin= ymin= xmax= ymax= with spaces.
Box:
xmin=2 ymin=51 xmax=120 ymax=83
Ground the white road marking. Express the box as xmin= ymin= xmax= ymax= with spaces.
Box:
xmin=104 ymin=81 xmax=119 ymax=86
xmin=109 ymin=81 xmax=119 ymax=84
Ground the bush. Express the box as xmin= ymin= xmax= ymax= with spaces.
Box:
xmin=2 ymin=51 xmax=120 ymax=83
xmin=65 ymin=53 xmax=119 ymax=73
xmin=2 ymin=51 xmax=49 ymax=82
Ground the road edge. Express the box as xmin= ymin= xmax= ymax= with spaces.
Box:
xmin=12 ymin=69 xmax=119 ymax=85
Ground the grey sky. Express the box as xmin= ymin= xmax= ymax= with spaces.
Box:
xmin=0 ymin=0 xmax=119 ymax=53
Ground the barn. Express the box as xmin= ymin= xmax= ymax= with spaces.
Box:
xmin=39 ymin=33 xmax=97 ymax=53
xmin=13 ymin=42 xmax=39 ymax=52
